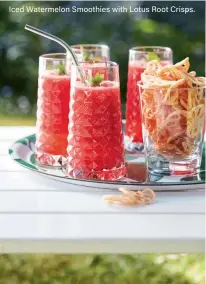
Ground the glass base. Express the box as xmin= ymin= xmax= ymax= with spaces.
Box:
xmin=35 ymin=151 xmax=67 ymax=168
xmin=124 ymin=136 xmax=144 ymax=152
xmin=147 ymin=155 xmax=201 ymax=176
xmin=66 ymin=164 xmax=126 ymax=181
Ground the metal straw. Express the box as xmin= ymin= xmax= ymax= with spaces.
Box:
xmin=25 ymin=24 xmax=87 ymax=84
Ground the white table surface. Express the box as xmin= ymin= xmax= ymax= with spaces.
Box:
xmin=0 ymin=126 xmax=205 ymax=253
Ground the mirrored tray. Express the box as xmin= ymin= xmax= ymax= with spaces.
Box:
xmin=9 ymin=134 xmax=205 ymax=191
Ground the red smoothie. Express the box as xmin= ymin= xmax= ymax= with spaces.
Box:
xmin=67 ymin=81 xmax=125 ymax=180
xmin=126 ymin=61 xmax=171 ymax=143
xmin=36 ymin=72 xmax=70 ymax=158
xmin=126 ymin=63 xmax=145 ymax=143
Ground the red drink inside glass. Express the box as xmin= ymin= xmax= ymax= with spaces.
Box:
xmin=67 ymin=81 xmax=125 ymax=180
xmin=126 ymin=61 xmax=170 ymax=143
xmin=36 ymin=71 xmax=70 ymax=165
xmin=126 ymin=63 xmax=145 ymax=143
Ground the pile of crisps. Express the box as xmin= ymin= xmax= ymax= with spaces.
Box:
xmin=140 ymin=58 xmax=206 ymax=159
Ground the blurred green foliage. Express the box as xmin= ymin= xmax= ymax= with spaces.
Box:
xmin=0 ymin=254 xmax=204 ymax=284
xmin=0 ymin=2 xmax=205 ymax=281
xmin=0 ymin=1 xmax=205 ymax=119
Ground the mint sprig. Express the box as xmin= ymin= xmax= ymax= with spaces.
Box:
xmin=87 ymin=56 xmax=102 ymax=62
xmin=148 ymin=53 xmax=161 ymax=62
xmin=80 ymin=46 xmax=102 ymax=62
xmin=89 ymin=73 xmax=104 ymax=86
xmin=80 ymin=45 xmax=89 ymax=61
xmin=83 ymin=52 xmax=102 ymax=62
xmin=57 ymin=63 xmax=66 ymax=75
xmin=83 ymin=51 xmax=90 ymax=61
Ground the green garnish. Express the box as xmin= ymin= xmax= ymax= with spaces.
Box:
xmin=89 ymin=73 xmax=104 ymax=86
xmin=57 ymin=63 xmax=66 ymax=75
xmin=83 ymin=52 xmax=102 ymax=62
xmin=80 ymin=46 xmax=102 ymax=62
xmin=80 ymin=45 xmax=89 ymax=61
xmin=148 ymin=52 xmax=161 ymax=62
xmin=87 ymin=56 xmax=102 ymax=62
xmin=83 ymin=51 xmax=90 ymax=61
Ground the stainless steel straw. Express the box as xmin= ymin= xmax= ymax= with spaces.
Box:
xmin=25 ymin=24 xmax=87 ymax=84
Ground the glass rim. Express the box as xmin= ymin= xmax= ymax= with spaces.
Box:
xmin=39 ymin=53 xmax=67 ymax=60
xmin=71 ymin=44 xmax=109 ymax=51
xmin=137 ymin=81 xmax=206 ymax=90
xmin=71 ymin=61 xmax=118 ymax=69
xmin=130 ymin=46 xmax=172 ymax=54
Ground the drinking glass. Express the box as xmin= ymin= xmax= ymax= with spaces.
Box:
xmin=125 ymin=46 xmax=173 ymax=150
xmin=67 ymin=61 xmax=126 ymax=180
xmin=71 ymin=44 xmax=110 ymax=62
xmin=35 ymin=53 xmax=71 ymax=167
xmin=138 ymin=83 xmax=205 ymax=175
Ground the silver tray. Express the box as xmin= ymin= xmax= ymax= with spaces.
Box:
xmin=9 ymin=134 xmax=205 ymax=191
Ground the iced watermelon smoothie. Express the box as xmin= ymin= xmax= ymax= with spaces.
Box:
xmin=125 ymin=47 xmax=173 ymax=146
xmin=67 ymin=62 xmax=125 ymax=180
xmin=126 ymin=63 xmax=145 ymax=143
xmin=35 ymin=54 xmax=71 ymax=167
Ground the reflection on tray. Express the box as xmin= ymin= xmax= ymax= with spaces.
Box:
xmin=36 ymin=154 xmax=205 ymax=185
xmin=126 ymin=162 xmax=147 ymax=182
xmin=125 ymin=156 xmax=204 ymax=184
xmin=10 ymin=133 xmax=205 ymax=187
xmin=181 ymin=174 xmax=202 ymax=182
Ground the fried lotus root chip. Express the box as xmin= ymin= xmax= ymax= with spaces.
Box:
xmin=175 ymin=57 xmax=190 ymax=72
xmin=144 ymin=60 xmax=163 ymax=76
xmin=104 ymin=188 xmax=155 ymax=206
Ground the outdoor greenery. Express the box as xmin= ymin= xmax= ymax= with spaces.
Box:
xmin=0 ymin=1 xmax=205 ymax=283
xmin=0 ymin=1 xmax=205 ymax=120
xmin=0 ymin=254 xmax=204 ymax=284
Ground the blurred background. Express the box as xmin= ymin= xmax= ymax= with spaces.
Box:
xmin=0 ymin=0 xmax=205 ymax=125
xmin=0 ymin=1 xmax=205 ymax=283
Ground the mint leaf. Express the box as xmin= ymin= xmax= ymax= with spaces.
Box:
xmin=87 ymin=56 xmax=102 ymax=62
xmin=80 ymin=46 xmax=102 ymax=62
xmin=83 ymin=53 xmax=102 ymax=62
xmin=57 ymin=63 xmax=66 ymax=75
xmin=83 ymin=51 xmax=90 ymax=61
xmin=89 ymin=73 xmax=104 ymax=86
xmin=80 ymin=45 xmax=89 ymax=61
xmin=148 ymin=53 xmax=161 ymax=62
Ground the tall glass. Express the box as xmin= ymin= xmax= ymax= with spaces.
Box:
xmin=139 ymin=84 xmax=205 ymax=175
xmin=71 ymin=44 xmax=110 ymax=62
xmin=67 ymin=61 xmax=126 ymax=180
xmin=125 ymin=46 xmax=173 ymax=149
xmin=35 ymin=53 xmax=70 ymax=167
